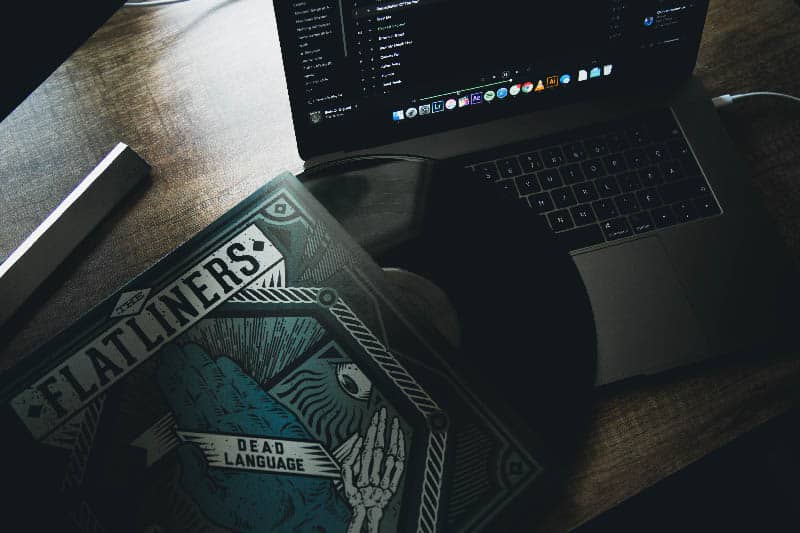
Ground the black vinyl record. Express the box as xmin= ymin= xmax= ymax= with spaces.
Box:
xmin=303 ymin=156 xmax=596 ymax=523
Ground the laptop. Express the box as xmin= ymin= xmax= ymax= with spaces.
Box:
xmin=272 ymin=0 xmax=797 ymax=385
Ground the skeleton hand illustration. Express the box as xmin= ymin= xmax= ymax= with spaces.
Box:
xmin=341 ymin=407 xmax=406 ymax=533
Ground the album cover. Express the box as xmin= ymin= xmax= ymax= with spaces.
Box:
xmin=1 ymin=171 xmax=543 ymax=532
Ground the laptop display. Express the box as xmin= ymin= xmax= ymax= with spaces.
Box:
xmin=273 ymin=1 xmax=710 ymax=158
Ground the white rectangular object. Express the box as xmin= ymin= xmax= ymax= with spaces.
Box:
xmin=0 ymin=142 xmax=150 ymax=327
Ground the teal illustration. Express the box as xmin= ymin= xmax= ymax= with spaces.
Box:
xmin=159 ymin=310 xmax=410 ymax=533
xmin=158 ymin=343 xmax=352 ymax=532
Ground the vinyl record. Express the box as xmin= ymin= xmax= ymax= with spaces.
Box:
xmin=303 ymin=156 xmax=597 ymax=523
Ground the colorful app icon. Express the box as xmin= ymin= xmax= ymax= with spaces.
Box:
xmin=458 ymin=96 xmax=470 ymax=107
xmin=446 ymin=98 xmax=457 ymax=110
xmin=546 ymin=75 xmax=559 ymax=88
xmin=509 ymin=84 xmax=522 ymax=96
xmin=603 ymin=64 xmax=614 ymax=76
xmin=432 ymin=100 xmax=445 ymax=113
xmin=497 ymin=87 xmax=509 ymax=99
xmin=419 ymin=103 xmax=431 ymax=115
xmin=559 ymin=74 xmax=572 ymax=85
xmin=471 ymin=92 xmax=483 ymax=105
xmin=484 ymin=90 xmax=496 ymax=102
xmin=644 ymin=16 xmax=654 ymax=27
xmin=578 ymin=69 xmax=588 ymax=82
xmin=392 ymin=110 xmax=405 ymax=121
xmin=590 ymin=67 xmax=602 ymax=78
xmin=535 ymin=79 xmax=545 ymax=92
xmin=521 ymin=81 xmax=534 ymax=94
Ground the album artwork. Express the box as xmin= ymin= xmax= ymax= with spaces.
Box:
xmin=1 ymin=172 xmax=543 ymax=532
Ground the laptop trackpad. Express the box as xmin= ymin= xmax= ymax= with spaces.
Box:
xmin=574 ymin=237 xmax=709 ymax=385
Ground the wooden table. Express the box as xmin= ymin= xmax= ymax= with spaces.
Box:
xmin=1 ymin=0 xmax=799 ymax=529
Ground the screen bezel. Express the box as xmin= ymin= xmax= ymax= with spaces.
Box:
xmin=272 ymin=1 xmax=711 ymax=160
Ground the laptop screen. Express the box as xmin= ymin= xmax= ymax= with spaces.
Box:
xmin=274 ymin=1 xmax=709 ymax=158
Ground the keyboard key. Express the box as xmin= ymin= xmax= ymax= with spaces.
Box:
xmin=538 ymin=169 xmax=563 ymax=189
xmin=649 ymin=143 xmax=669 ymax=162
xmin=687 ymin=178 xmax=711 ymax=197
xmin=574 ymin=182 xmax=599 ymax=203
xmin=474 ymin=163 xmax=499 ymax=182
xmin=548 ymin=210 xmax=574 ymax=232
xmin=601 ymin=218 xmax=632 ymax=240
xmin=659 ymin=180 xmax=694 ymax=203
xmin=672 ymin=200 xmax=698 ymax=222
xmin=606 ymin=131 xmax=630 ymax=152
xmin=596 ymin=176 xmax=620 ymax=197
xmin=625 ymin=149 xmax=649 ymax=168
xmin=570 ymin=204 xmax=596 ymax=226
xmin=681 ymin=157 xmax=702 ymax=177
xmin=520 ymin=152 xmax=544 ymax=172
xmin=553 ymin=187 xmax=578 ymax=208
xmin=471 ymin=167 xmax=490 ymax=183
xmin=557 ymin=225 xmax=604 ymax=250
xmin=564 ymin=142 xmax=586 ymax=162
xmin=648 ymin=114 xmax=682 ymax=140
xmin=583 ymin=159 xmax=606 ymax=179
xmin=615 ymin=193 xmax=640 ymax=215
xmin=668 ymin=139 xmax=691 ymax=159
xmin=660 ymin=161 xmax=684 ymax=182
xmin=497 ymin=179 xmax=520 ymax=198
xmin=593 ymin=199 xmax=618 ymax=220
xmin=560 ymin=164 xmax=585 ymax=184
xmin=498 ymin=157 xmax=523 ymax=178
xmin=627 ymin=125 xmax=651 ymax=146
xmin=694 ymin=195 xmax=721 ymax=217
xmin=586 ymin=138 xmax=609 ymax=157
xmin=542 ymin=147 xmax=565 ymax=167
xmin=515 ymin=174 xmax=541 ymax=195
xmin=603 ymin=154 xmax=628 ymax=174
xmin=529 ymin=192 xmax=554 ymax=213
xmin=639 ymin=166 xmax=663 ymax=186
xmin=629 ymin=212 xmax=655 ymax=234
xmin=652 ymin=206 xmax=676 ymax=228
xmin=617 ymin=171 xmax=641 ymax=192
xmin=637 ymin=188 xmax=662 ymax=209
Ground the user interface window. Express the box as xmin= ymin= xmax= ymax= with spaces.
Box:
xmin=282 ymin=1 xmax=703 ymax=133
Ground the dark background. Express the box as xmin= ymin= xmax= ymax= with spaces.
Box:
xmin=580 ymin=408 xmax=800 ymax=531
xmin=0 ymin=1 xmax=125 ymax=122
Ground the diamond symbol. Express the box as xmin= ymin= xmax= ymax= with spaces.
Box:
xmin=110 ymin=288 xmax=151 ymax=318
xmin=253 ymin=241 xmax=265 ymax=252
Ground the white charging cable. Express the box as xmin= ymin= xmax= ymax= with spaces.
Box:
xmin=713 ymin=92 xmax=800 ymax=108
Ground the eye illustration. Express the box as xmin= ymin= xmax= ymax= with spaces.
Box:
xmin=336 ymin=363 xmax=372 ymax=401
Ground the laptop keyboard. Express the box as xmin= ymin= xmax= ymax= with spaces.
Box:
xmin=462 ymin=109 xmax=722 ymax=251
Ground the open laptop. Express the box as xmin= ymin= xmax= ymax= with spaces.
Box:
xmin=272 ymin=1 xmax=797 ymax=385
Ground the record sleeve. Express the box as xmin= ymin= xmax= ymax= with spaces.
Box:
xmin=0 ymin=171 xmax=544 ymax=532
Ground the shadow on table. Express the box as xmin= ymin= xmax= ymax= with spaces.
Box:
xmin=579 ymin=407 xmax=800 ymax=531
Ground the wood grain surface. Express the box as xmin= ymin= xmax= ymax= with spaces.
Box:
xmin=1 ymin=0 xmax=800 ymax=529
